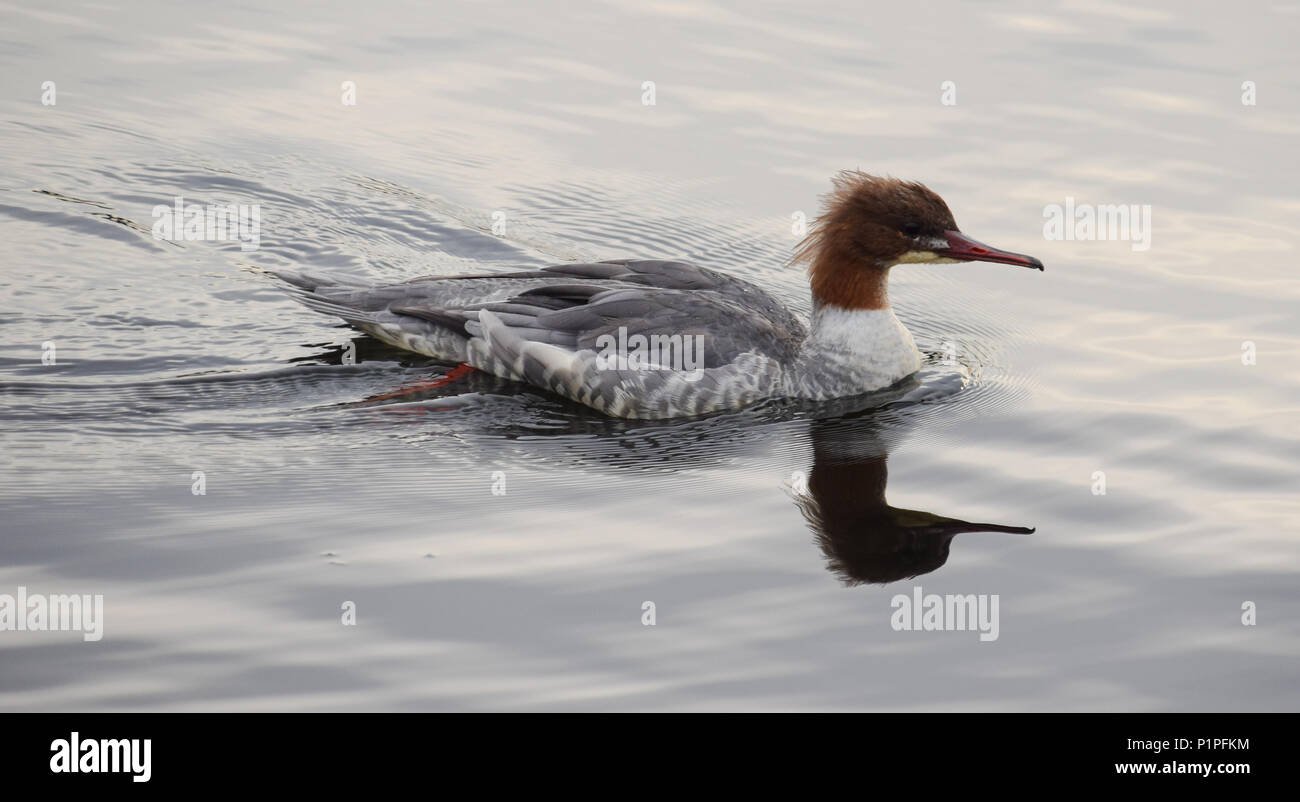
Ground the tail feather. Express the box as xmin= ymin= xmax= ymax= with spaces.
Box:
xmin=261 ymin=267 xmax=382 ymax=326
xmin=266 ymin=267 xmax=374 ymax=292
xmin=285 ymin=288 xmax=381 ymax=326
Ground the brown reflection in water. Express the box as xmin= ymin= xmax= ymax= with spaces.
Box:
xmin=796 ymin=419 xmax=1033 ymax=585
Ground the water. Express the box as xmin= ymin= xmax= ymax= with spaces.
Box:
xmin=2 ymin=0 xmax=1297 ymax=711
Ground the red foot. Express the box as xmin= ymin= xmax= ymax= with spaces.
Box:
xmin=364 ymin=363 xmax=477 ymax=402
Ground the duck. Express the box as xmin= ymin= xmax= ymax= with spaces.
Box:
xmin=274 ymin=171 xmax=1043 ymax=418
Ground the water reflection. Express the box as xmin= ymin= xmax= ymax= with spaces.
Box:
xmin=795 ymin=416 xmax=1034 ymax=585
xmin=305 ymin=339 xmax=1034 ymax=586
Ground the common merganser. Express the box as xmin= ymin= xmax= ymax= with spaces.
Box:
xmin=275 ymin=171 xmax=1043 ymax=418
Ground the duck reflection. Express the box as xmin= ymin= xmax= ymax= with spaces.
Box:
xmin=794 ymin=416 xmax=1033 ymax=585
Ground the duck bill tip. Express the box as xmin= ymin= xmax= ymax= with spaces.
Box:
xmin=941 ymin=231 xmax=1044 ymax=271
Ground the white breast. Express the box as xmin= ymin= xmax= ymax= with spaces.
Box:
xmin=791 ymin=304 xmax=923 ymax=398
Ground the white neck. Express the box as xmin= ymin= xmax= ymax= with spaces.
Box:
xmin=787 ymin=302 xmax=923 ymax=399
xmin=808 ymin=303 xmax=907 ymax=351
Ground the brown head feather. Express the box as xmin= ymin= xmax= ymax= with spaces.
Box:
xmin=792 ymin=171 xmax=958 ymax=310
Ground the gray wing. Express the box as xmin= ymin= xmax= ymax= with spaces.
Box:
xmin=397 ymin=281 xmax=804 ymax=366
xmin=279 ymin=259 xmax=807 ymax=418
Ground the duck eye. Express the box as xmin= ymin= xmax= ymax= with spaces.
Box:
xmin=901 ymin=222 xmax=922 ymax=237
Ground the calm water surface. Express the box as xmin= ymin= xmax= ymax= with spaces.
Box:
xmin=1 ymin=0 xmax=1298 ymax=710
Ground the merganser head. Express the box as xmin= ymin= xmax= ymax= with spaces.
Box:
xmin=795 ymin=170 xmax=1044 ymax=310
